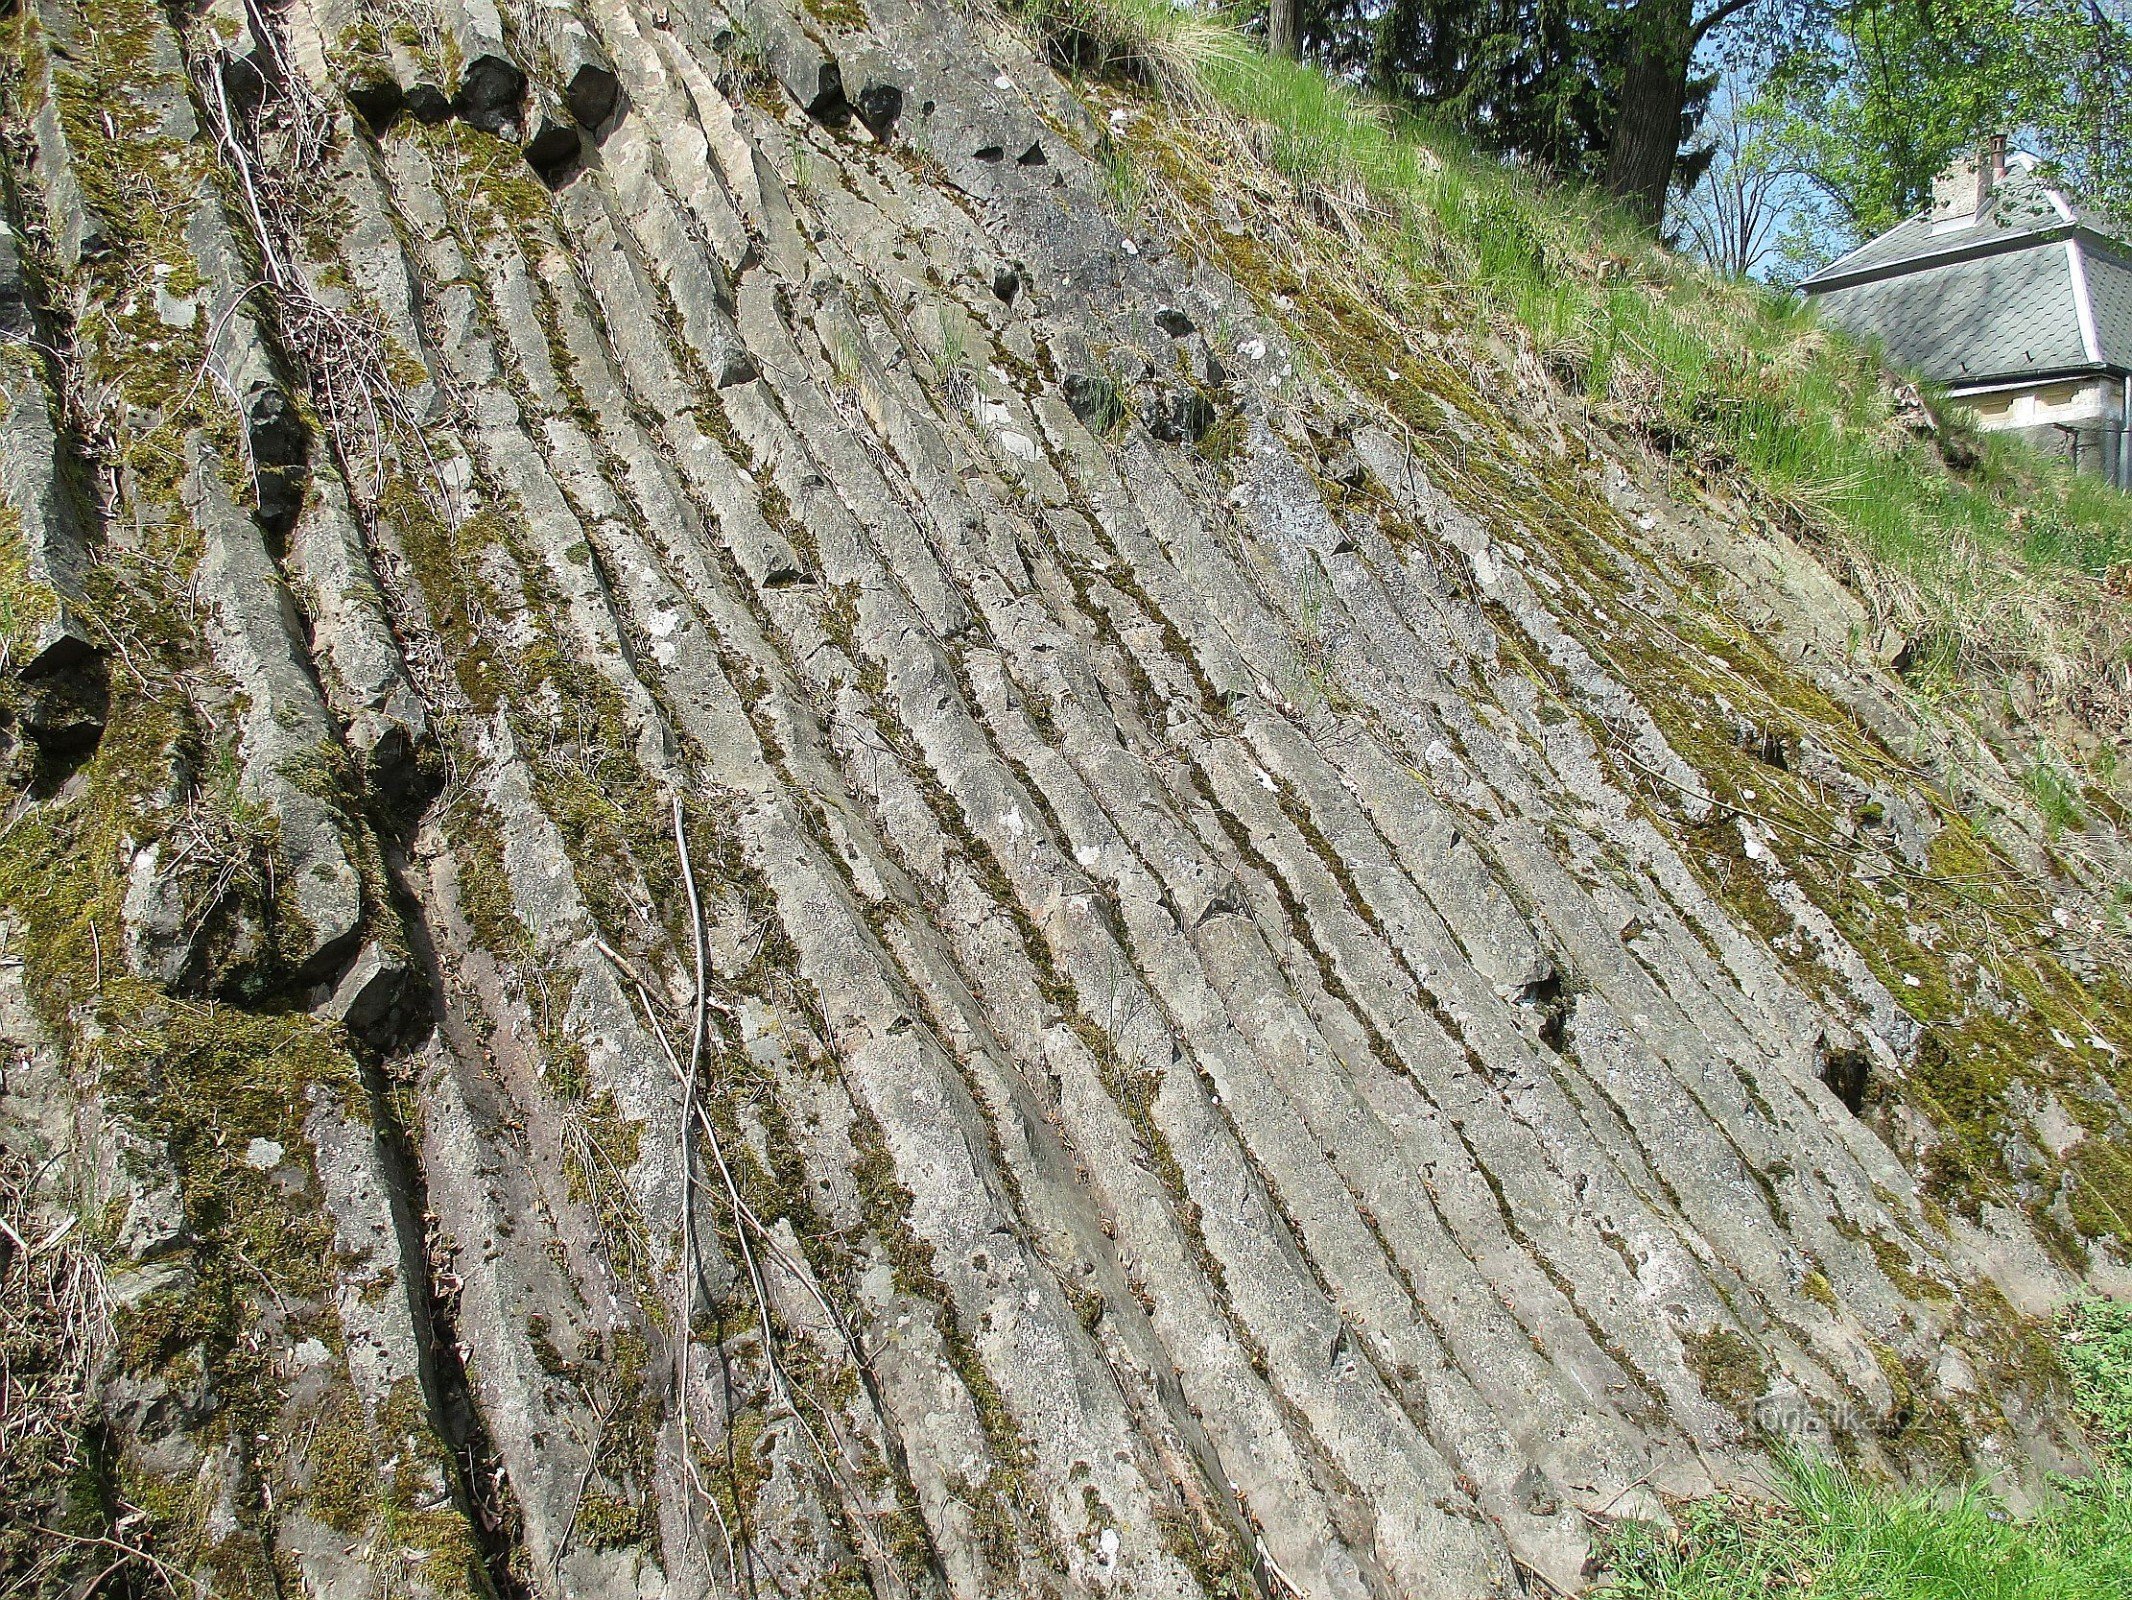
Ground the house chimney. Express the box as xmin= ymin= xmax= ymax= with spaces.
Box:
xmin=1972 ymin=134 xmax=2013 ymax=209
xmin=1932 ymin=152 xmax=1983 ymax=221
xmin=1975 ymin=138 xmax=2000 ymax=211
xmin=1930 ymin=138 xmax=2011 ymax=223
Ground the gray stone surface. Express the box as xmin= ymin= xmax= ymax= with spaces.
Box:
xmin=523 ymin=83 xmax=581 ymax=175
xmin=283 ymin=465 xmax=435 ymax=806
xmin=740 ymin=0 xmax=847 ymax=121
xmin=537 ymin=0 xmax=622 ymax=128
xmin=3 ymin=1 xmax=2124 ymax=1596
xmin=443 ymin=0 xmax=528 ymax=137
xmin=0 ymin=351 xmax=95 ymax=677
xmin=184 ymin=200 xmax=309 ymax=532
xmin=183 ymin=443 xmax=364 ymax=982
xmin=0 ymin=219 xmax=32 ymax=336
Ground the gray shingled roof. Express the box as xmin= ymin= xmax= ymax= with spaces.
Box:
xmin=1800 ymin=171 xmax=2132 ymax=387
xmin=1809 ymin=242 xmax=2085 ymax=382
xmin=1801 ymin=168 xmax=2103 ymax=288
xmin=2088 ymin=240 xmax=2132 ymax=369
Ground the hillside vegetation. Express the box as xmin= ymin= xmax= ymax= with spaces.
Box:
xmin=1595 ymin=1299 xmax=2132 ymax=1598
xmin=1036 ymin=0 xmax=2132 ymax=870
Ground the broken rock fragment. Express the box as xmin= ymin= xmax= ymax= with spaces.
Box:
xmin=539 ymin=0 xmax=620 ymax=129
xmin=441 ymin=0 xmax=525 ymax=138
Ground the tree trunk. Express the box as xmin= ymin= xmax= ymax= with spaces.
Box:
xmin=1605 ymin=0 xmax=1695 ymax=228
xmin=1269 ymin=0 xmax=1300 ymax=59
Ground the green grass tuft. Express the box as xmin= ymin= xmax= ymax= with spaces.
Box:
xmin=2064 ymin=1299 xmax=2132 ymax=1459
xmin=1597 ymin=1453 xmax=2132 ymax=1600
xmin=2026 ymin=753 xmax=2089 ymax=836
xmin=1593 ymin=1299 xmax=2132 ymax=1598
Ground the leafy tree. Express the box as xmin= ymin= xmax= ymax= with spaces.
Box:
xmin=1376 ymin=0 xmax=1640 ymax=179
xmin=2021 ymin=0 xmax=2132 ymax=223
xmin=1271 ymin=0 xmax=1302 ymax=55
xmin=1611 ymin=0 xmax=2132 ymax=235
xmin=1757 ymin=0 xmax=2032 ymax=238
xmin=1260 ymin=0 xmax=1739 ymax=208
xmin=1275 ymin=0 xmax=1717 ymax=187
xmin=1255 ymin=0 xmax=2127 ymax=243
xmin=1679 ymin=0 xmax=2129 ymax=274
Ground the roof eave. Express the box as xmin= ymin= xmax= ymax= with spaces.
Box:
xmin=1800 ymin=221 xmax=2077 ymax=293
xmin=1945 ymin=359 xmax=2125 ymax=393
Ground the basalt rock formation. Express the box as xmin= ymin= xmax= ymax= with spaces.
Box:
xmin=1 ymin=3 xmax=2128 ymax=1599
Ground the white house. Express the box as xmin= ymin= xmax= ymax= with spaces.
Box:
xmin=1800 ymin=142 xmax=2131 ymax=486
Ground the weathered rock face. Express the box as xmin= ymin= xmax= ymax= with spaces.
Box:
xmin=1 ymin=2 xmax=2127 ymax=1598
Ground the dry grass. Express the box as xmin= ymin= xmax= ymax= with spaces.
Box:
xmin=1 ymin=1144 xmax=114 ymax=1591
xmin=1026 ymin=0 xmax=1238 ymax=105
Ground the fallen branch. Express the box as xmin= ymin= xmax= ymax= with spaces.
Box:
xmin=597 ymin=803 xmax=908 ymax=1594
xmin=17 ymin=1527 xmax=213 ymax=1600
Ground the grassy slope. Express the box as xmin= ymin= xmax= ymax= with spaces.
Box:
xmin=1595 ymin=1301 xmax=2132 ymax=1598
xmin=1040 ymin=0 xmax=2132 ymax=830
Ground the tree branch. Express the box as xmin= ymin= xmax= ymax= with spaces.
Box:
xmin=1690 ymin=0 xmax=1761 ymax=47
